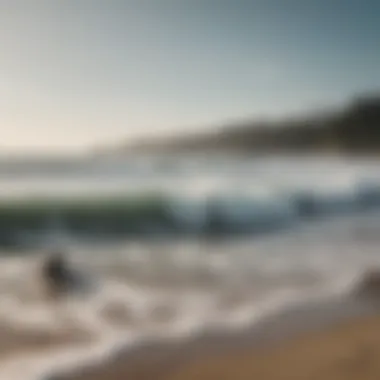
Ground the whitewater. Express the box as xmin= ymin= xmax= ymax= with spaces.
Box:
xmin=0 ymin=154 xmax=380 ymax=379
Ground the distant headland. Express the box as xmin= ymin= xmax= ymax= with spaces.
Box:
xmin=104 ymin=93 xmax=380 ymax=156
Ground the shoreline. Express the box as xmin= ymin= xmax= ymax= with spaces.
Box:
xmin=50 ymin=292 xmax=380 ymax=380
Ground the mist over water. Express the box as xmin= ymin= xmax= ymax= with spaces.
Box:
xmin=1 ymin=154 xmax=380 ymax=379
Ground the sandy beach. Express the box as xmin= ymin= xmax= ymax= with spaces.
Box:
xmin=0 ymin=325 xmax=87 ymax=360
xmin=54 ymin=292 xmax=380 ymax=380
xmin=165 ymin=314 xmax=380 ymax=380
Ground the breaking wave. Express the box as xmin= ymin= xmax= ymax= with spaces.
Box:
xmin=1 ymin=178 xmax=380 ymax=248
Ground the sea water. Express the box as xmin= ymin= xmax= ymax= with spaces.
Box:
xmin=0 ymin=154 xmax=379 ymax=379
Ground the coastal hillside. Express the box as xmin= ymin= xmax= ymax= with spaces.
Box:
xmin=119 ymin=94 xmax=380 ymax=155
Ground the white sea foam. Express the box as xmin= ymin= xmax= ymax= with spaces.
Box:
xmin=0 ymin=156 xmax=379 ymax=378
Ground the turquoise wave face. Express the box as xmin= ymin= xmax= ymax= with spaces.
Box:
xmin=0 ymin=193 xmax=170 ymax=247
xmin=1 ymin=181 xmax=380 ymax=249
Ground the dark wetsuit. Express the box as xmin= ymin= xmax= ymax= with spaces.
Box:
xmin=42 ymin=254 xmax=70 ymax=294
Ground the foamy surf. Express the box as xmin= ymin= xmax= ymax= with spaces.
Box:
xmin=0 ymin=210 xmax=378 ymax=379
xmin=1 ymin=155 xmax=380 ymax=379
xmin=1 ymin=155 xmax=380 ymax=249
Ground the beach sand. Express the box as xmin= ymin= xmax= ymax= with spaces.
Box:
xmin=0 ymin=325 xmax=87 ymax=360
xmin=165 ymin=314 xmax=380 ymax=380
xmin=58 ymin=294 xmax=380 ymax=380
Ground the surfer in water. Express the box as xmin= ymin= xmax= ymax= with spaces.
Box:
xmin=41 ymin=250 xmax=72 ymax=298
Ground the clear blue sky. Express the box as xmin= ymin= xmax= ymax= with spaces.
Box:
xmin=1 ymin=0 xmax=379 ymax=152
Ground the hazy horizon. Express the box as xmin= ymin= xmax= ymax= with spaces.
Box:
xmin=1 ymin=1 xmax=380 ymax=153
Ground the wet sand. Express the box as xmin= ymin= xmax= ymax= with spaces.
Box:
xmin=57 ymin=294 xmax=380 ymax=380
xmin=0 ymin=325 xmax=88 ymax=360
xmin=166 ymin=314 xmax=380 ymax=380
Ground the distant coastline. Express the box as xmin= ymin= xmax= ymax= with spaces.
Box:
xmin=107 ymin=93 xmax=380 ymax=156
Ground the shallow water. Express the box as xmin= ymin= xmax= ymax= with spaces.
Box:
xmin=0 ymin=155 xmax=380 ymax=379
xmin=0 ymin=211 xmax=380 ymax=379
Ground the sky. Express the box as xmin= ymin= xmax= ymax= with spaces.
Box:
xmin=1 ymin=0 xmax=380 ymax=153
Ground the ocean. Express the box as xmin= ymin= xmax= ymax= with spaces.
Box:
xmin=0 ymin=154 xmax=380 ymax=379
